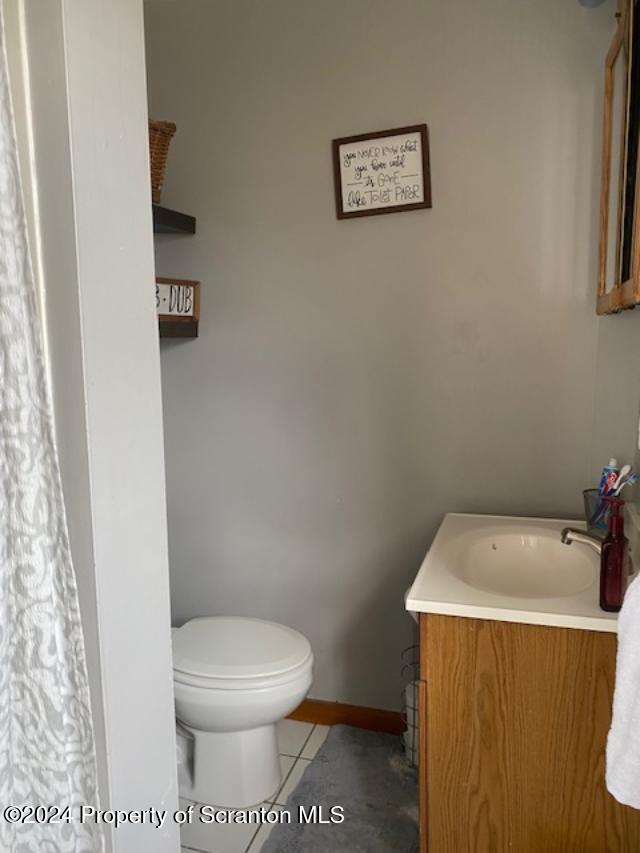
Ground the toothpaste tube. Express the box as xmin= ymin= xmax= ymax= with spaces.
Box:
xmin=598 ymin=458 xmax=619 ymax=496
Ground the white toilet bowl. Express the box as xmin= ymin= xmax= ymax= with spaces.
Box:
xmin=172 ymin=616 xmax=313 ymax=807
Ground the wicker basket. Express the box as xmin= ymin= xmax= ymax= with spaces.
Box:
xmin=149 ymin=120 xmax=176 ymax=204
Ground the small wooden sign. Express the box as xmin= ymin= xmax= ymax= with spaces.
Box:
xmin=332 ymin=124 xmax=431 ymax=219
xmin=156 ymin=277 xmax=200 ymax=338
xmin=156 ymin=277 xmax=200 ymax=319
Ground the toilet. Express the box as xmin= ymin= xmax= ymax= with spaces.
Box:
xmin=172 ymin=616 xmax=313 ymax=807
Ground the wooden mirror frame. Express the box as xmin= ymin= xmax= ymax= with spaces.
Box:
xmin=597 ymin=0 xmax=640 ymax=314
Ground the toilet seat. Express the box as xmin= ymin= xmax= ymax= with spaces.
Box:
xmin=172 ymin=616 xmax=312 ymax=690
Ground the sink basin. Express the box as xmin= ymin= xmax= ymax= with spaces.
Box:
xmin=457 ymin=529 xmax=596 ymax=598
xmin=406 ymin=513 xmax=616 ymax=633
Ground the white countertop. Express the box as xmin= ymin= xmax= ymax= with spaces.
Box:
xmin=406 ymin=513 xmax=619 ymax=633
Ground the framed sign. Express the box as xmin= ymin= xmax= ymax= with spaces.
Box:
xmin=332 ymin=124 xmax=431 ymax=220
xmin=156 ymin=277 xmax=200 ymax=338
xmin=156 ymin=277 xmax=199 ymax=319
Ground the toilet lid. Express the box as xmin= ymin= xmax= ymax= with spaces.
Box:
xmin=172 ymin=616 xmax=312 ymax=680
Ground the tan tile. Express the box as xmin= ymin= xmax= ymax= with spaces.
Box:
xmin=275 ymin=758 xmax=311 ymax=806
xmin=276 ymin=719 xmax=313 ymax=756
xmin=179 ymin=805 xmax=261 ymax=853
xmin=247 ymin=805 xmax=287 ymax=852
xmin=265 ymin=754 xmax=295 ymax=803
xmin=300 ymin=724 xmax=330 ymax=759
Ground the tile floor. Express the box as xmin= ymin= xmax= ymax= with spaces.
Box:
xmin=180 ymin=719 xmax=330 ymax=853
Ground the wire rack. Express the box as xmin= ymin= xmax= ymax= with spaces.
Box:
xmin=401 ymin=644 xmax=419 ymax=767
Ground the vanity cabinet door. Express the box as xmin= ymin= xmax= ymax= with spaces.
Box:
xmin=420 ymin=613 xmax=640 ymax=852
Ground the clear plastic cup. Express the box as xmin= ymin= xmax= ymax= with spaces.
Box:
xmin=583 ymin=488 xmax=609 ymax=535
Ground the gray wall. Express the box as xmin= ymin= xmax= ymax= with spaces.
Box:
xmin=145 ymin=0 xmax=640 ymax=710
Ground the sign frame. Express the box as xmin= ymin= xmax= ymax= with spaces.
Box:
xmin=332 ymin=124 xmax=432 ymax=220
xmin=155 ymin=277 xmax=200 ymax=323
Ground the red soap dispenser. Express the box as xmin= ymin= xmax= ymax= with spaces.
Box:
xmin=600 ymin=497 xmax=628 ymax=613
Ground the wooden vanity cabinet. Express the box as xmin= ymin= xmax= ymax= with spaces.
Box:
xmin=418 ymin=613 xmax=640 ymax=853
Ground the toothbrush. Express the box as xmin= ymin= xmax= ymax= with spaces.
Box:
xmin=612 ymin=465 xmax=632 ymax=494
xmin=614 ymin=473 xmax=640 ymax=496
xmin=593 ymin=466 xmax=634 ymax=525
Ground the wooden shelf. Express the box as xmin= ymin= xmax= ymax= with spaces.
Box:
xmin=152 ymin=204 xmax=196 ymax=234
xmin=153 ymin=208 xmax=198 ymax=338
xmin=159 ymin=318 xmax=198 ymax=339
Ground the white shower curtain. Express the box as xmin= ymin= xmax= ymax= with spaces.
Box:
xmin=0 ymin=8 xmax=100 ymax=853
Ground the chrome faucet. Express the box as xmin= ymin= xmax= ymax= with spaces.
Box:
xmin=560 ymin=527 xmax=603 ymax=556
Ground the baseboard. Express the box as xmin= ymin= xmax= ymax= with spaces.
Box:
xmin=288 ymin=698 xmax=406 ymax=735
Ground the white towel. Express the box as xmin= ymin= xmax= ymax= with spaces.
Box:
xmin=607 ymin=574 xmax=640 ymax=808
